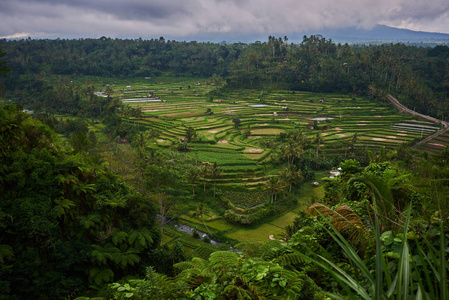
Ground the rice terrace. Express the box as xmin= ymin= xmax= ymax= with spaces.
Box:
xmin=100 ymin=76 xmax=442 ymax=188
xmin=79 ymin=75 xmax=441 ymax=223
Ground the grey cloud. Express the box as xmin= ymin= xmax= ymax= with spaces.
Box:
xmin=1 ymin=0 xmax=449 ymax=38
xmin=17 ymin=0 xmax=194 ymax=20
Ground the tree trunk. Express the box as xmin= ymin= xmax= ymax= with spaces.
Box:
xmin=159 ymin=202 xmax=164 ymax=247
xmin=202 ymin=218 xmax=212 ymax=235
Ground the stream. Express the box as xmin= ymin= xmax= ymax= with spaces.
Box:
xmin=159 ymin=215 xmax=238 ymax=252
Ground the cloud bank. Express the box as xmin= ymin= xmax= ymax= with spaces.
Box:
xmin=1 ymin=0 xmax=449 ymax=39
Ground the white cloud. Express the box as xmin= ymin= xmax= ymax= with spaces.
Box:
xmin=0 ymin=32 xmax=31 ymax=39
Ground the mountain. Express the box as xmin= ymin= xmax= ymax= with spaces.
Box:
xmin=307 ymin=25 xmax=449 ymax=44
xmin=177 ymin=25 xmax=449 ymax=45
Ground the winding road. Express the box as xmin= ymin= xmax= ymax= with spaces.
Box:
xmin=386 ymin=94 xmax=449 ymax=148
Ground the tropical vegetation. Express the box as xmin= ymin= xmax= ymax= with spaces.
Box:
xmin=0 ymin=36 xmax=448 ymax=299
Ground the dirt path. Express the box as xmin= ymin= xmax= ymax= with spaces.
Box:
xmin=386 ymin=95 xmax=449 ymax=148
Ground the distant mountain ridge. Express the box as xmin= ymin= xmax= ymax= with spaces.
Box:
xmin=181 ymin=25 xmax=449 ymax=45
xmin=309 ymin=25 xmax=449 ymax=44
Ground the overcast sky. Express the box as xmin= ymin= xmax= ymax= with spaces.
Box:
xmin=1 ymin=0 xmax=449 ymax=40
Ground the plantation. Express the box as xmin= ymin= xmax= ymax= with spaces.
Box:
xmin=92 ymin=77 xmax=439 ymax=191
xmin=1 ymin=37 xmax=449 ymax=299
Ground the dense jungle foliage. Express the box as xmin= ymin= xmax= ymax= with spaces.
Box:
xmin=1 ymin=36 xmax=449 ymax=118
xmin=0 ymin=38 xmax=448 ymax=299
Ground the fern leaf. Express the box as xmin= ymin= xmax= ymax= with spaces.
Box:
xmin=274 ymin=253 xmax=306 ymax=267
xmin=209 ymin=251 xmax=239 ymax=269
xmin=112 ymin=231 xmax=128 ymax=245
xmin=0 ymin=244 xmax=14 ymax=263
xmin=89 ymin=267 xmax=114 ymax=286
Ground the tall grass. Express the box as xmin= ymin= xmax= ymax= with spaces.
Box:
xmin=301 ymin=205 xmax=448 ymax=299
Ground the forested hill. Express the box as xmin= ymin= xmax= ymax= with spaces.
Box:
xmin=0 ymin=104 xmax=161 ymax=299
xmin=1 ymin=36 xmax=449 ymax=120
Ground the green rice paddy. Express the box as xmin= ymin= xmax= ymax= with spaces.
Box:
xmin=80 ymin=75 xmax=443 ymax=244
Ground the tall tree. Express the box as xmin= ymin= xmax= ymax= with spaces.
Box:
xmin=184 ymin=166 xmax=199 ymax=195
xmin=210 ymin=162 xmax=221 ymax=198
xmin=313 ymin=131 xmax=324 ymax=158
xmin=69 ymin=131 xmax=91 ymax=160
xmin=199 ymin=164 xmax=210 ymax=193
xmin=279 ymin=165 xmax=302 ymax=192
xmin=191 ymin=203 xmax=212 ymax=235
xmin=265 ymin=176 xmax=284 ymax=204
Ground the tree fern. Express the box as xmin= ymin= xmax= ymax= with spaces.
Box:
xmin=273 ymin=252 xmax=306 ymax=268
xmin=127 ymin=228 xmax=153 ymax=251
xmin=174 ymin=257 xmax=215 ymax=289
xmin=91 ymin=244 xmax=120 ymax=264
xmin=308 ymin=203 xmax=369 ymax=251
xmin=113 ymin=249 xmax=141 ymax=269
xmin=89 ymin=267 xmax=114 ymax=287
xmin=0 ymin=244 xmax=13 ymax=264
xmin=209 ymin=251 xmax=239 ymax=270
xmin=78 ymin=213 xmax=102 ymax=230
xmin=188 ymin=245 xmax=215 ymax=260
xmin=111 ymin=231 xmax=128 ymax=246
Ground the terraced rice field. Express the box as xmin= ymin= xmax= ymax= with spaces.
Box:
xmin=416 ymin=130 xmax=449 ymax=153
xmin=105 ymin=77 xmax=441 ymax=187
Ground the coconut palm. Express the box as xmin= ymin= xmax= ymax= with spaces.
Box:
xmin=147 ymin=128 xmax=160 ymax=145
xmin=191 ymin=203 xmax=211 ymax=235
xmin=265 ymin=176 xmax=284 ymax=204
xmin=282 ymin=140 xmax=303 ymax=166
xmin=184 ymin=167 xmax=199 ymax=195
xmin=199 ymin=164 xmax=210 ymax=193
xmin=210 ymin=162 xmax=221 ymax=198
xmin=279 ymin=165 xmax=302 ymax=192
xmin=313 ymin=131 xmax=324 ymax=158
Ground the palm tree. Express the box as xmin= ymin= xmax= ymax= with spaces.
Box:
xmin=210 ymin=162 xmax=221 ymax=198
xmin=282 ymin=140 xmax=303 ymax=166
xmin=69 ymin=131 xmax=91 ymax=161
xmin=191 ymin=203 xmax=211 ymax=235
xmin=184 ymin=167 xmax=199 ymax=195
xmin=199 ymin=164 xmax=210 ymax=193
xmin=265 ymin=176 xmax=284 ymax=204
xmin=313 ymin=132 xmax=324 ymax=158
xmin=135 ymin=107 xmax=143 ymax=129
xmin=147 ymin=128 xmax=160 ymax=145
xmin=155 ymin=192 xmax=175 ymax=246
xmin=279 ymin=165 xmax=302 ymax=192
xmin=136 ymin=132 xmax=147 ymax=158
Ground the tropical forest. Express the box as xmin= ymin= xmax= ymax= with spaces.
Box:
xmin=0 ymin=36 xmax=448 ymax=299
